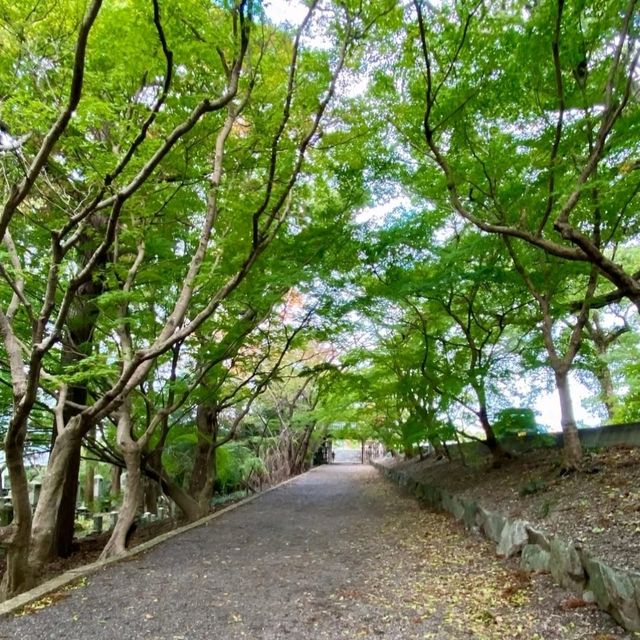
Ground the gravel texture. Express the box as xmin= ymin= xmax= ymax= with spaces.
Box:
xmin=0 ymin=464 xmax=632 ymax=639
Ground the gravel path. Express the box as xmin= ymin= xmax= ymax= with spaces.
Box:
xmin=0 ymin=464 xmax=632 ymax=639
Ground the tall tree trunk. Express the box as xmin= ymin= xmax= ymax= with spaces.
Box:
xmin=52 ymin=443 xmax=82 ymax=558
xmin=142 ymin=464 xmax=202 ymax=522
xmin=101 ymin=439 xmax=141 ymax=559
xmin=142 ymin=470 xmax=153 ymax=515
xmin=111 ymin=465 xmax=122 ymax=497
xmin=506 ymin=243 xmax=596 ymax=469
xmin=188 ymin=404 xmax=219 ymax=510
xmin=160 ymin=475 xmax=202 ymax=522
xmin=195 ymin=467 xmax=216 ymax=517
xmin=194 ymin=435 xmax=218 ymax=518
xmin=144 ymin=448 xmax=162 ymax=515
xmin=477 ymin=405 xmax=508 ymax=464
xmin=51 ymin=286 xmax=101 ymax=558
xmin=428 ymin=437 xmax=445 ymax=458
xmin=589 ymin=337 xmax=616 ymax=420
xmin=0 ymin=419 xmax=33 ymax=601
xmin=595 ymin=363 xmax=615 ymax=421
xmin=51 ymin=382 xmax=89 ymax=558
xmin=473 ymin=382 xmax=507 ymax=466
xmin=30 ymin=422 xmax=84 ymax=572
xmin=586 ymin=312 xmax=624 ymax=421
xmin=555 ymin=370 xmax=583 ymax=469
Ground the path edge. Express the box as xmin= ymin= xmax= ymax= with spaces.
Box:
xmin=0 ymin=468 xmax=317 ymax=618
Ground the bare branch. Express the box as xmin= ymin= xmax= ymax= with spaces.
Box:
xmin=1 ymin=232 xmax=33 ymax=323
xmin=54 ymin=384 xmax=68 ymax=436
xmin=537 ymin=0 xmax=565 ymax=235
xmin=0 ymin=0 xmax=103 ymax=242
xmin=251 ymin=0 xmax=321 ymax=247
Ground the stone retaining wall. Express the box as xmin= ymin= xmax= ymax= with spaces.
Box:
xmin=446 ymin=423 xmax=640 ymax=460
xmin=375 ymin=462 xmax=640 ymax=632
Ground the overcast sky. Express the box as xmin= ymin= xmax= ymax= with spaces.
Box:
xmin=263 ymin=0 xmax=308 ymax=25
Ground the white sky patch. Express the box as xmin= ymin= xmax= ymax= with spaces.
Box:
xmin=339 ymin=71 xmax=369 ymax=98
xmin=135 ymin=83 xmax=162 ymax=107
xmin=432 ymin=214 xmax=466 ymax=246
xmin=0 ymin=130 xmax=30 ymax=153
xmin=355 ymin=196 xmax=411 ymax=225
xmin=263 ymin=0 xmax=334 ymax=50
xmin=263 ymin=0 xmax=309 ymax=26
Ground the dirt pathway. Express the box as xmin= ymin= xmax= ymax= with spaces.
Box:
xmin=0 ymin=465 xmax=631 ymax=639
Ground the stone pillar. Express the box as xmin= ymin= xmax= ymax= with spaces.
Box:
xmin=92 ymin=514 xmax=103 ymax=534
xmin=1 ymin=469 xmax=10 ymax=491
xmin=120 ymin=471 xmax=128 ymax=495
xmin=1 ymin=501 xmax=13 ymax=526
xmin=93 ymin=474 xmax=105 ymax=502
xmin=29 ymin=481 xmax=42 ymax=511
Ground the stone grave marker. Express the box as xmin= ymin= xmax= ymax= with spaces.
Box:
xmin=93 ymin=474 xmax=105 ymax=500
xmin=28 ymin=480 xmax=42 ymax=510
xmin=2 ymin=469 xmax=10 ymax=492
xmin=0 ymin=501 xmax=12 ymax=526
xmin=92 ymin=514 xmax=103 ymax=534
